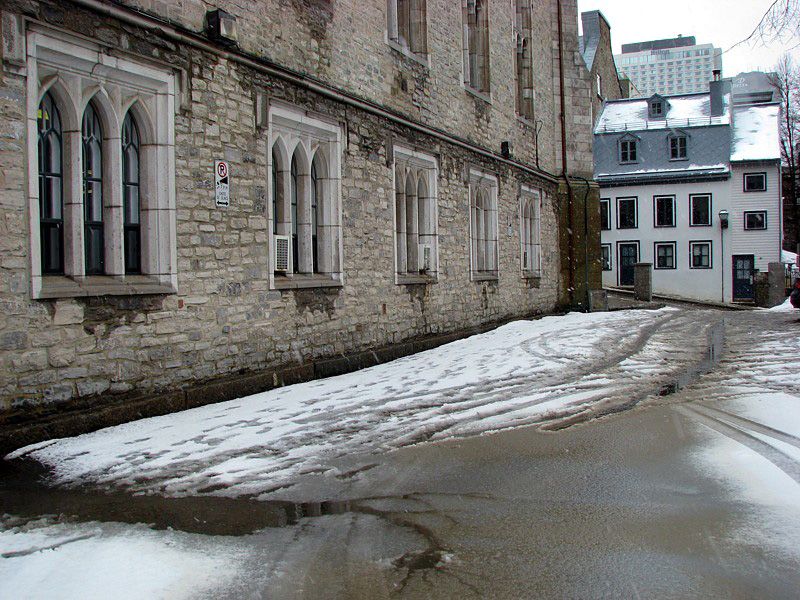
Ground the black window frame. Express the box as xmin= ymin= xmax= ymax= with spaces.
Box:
xmin=601 ymin=244 xmax=611 ymax=271
xmin=654 ymin=241 xmax=676 ymax=270
xmin=600 ymin=198 xmax=611 ymax=231
xmin=689 ymin=194 xmax=712 ymax=227
xmin=689 ymin=240 xmax=712 ymax=269
xmin=653 ymin=195 xmax=676 ymax=228
xmin=743 ymin=172 xmax=767 ymax=192
xmin=743 ymin=210 xmax=767 ymax=230
xmin=617 ymin=197 xmax=638 ymax=229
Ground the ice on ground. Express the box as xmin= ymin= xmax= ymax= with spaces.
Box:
xmin=0 ymin=518 xmax=242 ymax=600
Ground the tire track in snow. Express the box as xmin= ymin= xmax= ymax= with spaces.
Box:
xmin=674 ymin=404 xmax=800 ymax=485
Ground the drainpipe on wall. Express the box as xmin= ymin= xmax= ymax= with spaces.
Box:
xmin=557 ymin=0 xmax=575 ymax=305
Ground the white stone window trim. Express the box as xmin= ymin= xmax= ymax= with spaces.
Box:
xmin=392 ymin=144 xmax=439 ymax=285
xmin=268 ymin=102 xmax=344 ymax=290
xmin=386 ymin=0 xmax=430 ymax=67
xmin=25 ymin=25 xmax=178 ymax=300
xmin=468 ymin=168 xmax=499 ymax=281
xmin=519 ymin=185 xmax=541 ymax=278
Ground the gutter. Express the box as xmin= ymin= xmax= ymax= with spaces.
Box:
xmin=69 ymin=0 xmax=558 ymax=185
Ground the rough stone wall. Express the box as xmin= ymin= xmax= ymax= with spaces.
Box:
xmin=550 ymin=0 xmax=593 ymax=179
xmin=0 ymin=0 xmax=571 ymax=432
xmin=106 ymin=0 xmax=559 ymax=174
xmin=586 ymin=13 xmax=625 ymax=125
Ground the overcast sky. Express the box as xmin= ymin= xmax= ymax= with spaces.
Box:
xmin=578 ymin=0 xmax=800 ymax=76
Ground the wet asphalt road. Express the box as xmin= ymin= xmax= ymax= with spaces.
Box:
xmin=3 ymin=307 xmax=800 ymax=598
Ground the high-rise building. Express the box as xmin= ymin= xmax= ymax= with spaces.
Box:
xmin=615 ymin=35 xmax=722 ymax=96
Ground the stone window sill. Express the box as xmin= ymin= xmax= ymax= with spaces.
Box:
xmin=273 ymin=273 xmax=343 ymax=290
xmin=35 ymin=275 xmax=176 ymax=299
xmin=522 ymin=271 xmax=541 ymax=280
xmin=387 ymin=40 xmax=430 ymax=68
xmin=397 ymin=272 xmax=438 ymax=285
xmin=465 ymin=85 xmax=492 ymax=104
xmin=471 ymin=271 xmax=498 ymax=282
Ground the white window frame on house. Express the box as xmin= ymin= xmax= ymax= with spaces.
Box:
xmin=519 ymin=185 xmax=541 ymax=277
xmin=689 ymin=240 xmax=712 ymax=269
xmin=654 ymin=241 xmax=676 ymax=270
xmin=513 ymin=0 xmax=535 ymax=121
xmin=617 ymin=197 xmax=638 ymax=229
xmin=268 ymin=102 xmax=343 ymax=290
xmin=619 ymin=137 xmax=638 ymax=163
xmin=393 ymin=144 xmax=439 ymax=284
xmin=743 ymin=210 xmax=767 ymax=230
xmin=743 ymin=172 xmax=767 ymax=192
xmin=25 ymin=25 xmax=178 ymax=300
xmin=462 ymin=0 xmax=491 ymax=96
xmin=689 ymin=194 xmax=712 ymax=226
xmin=668 ymin=134 xmax=687 ymax=160
xmin=387 ymin=0 xmax=428 ymax=62
xmin=601 ymin=244 xmax=611 ymax=271
xmin=469 ymin=169 xmax=498 ymax=280
xmin=654 ymin=195 xmax=676 ymax=227
xmin=600 ymin=198 xmax=611 ymax=231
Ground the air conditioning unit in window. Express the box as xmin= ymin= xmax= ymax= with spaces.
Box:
xmin=274 ymin=235 xmax=291 ymax=273
xmin=419 ymin=244 xmax=432 ymax=273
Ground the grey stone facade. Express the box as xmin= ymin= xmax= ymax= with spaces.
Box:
xmin=0 ymin=0 xmax=593 ymax=448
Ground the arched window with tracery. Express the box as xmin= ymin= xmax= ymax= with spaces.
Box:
xmin=469 ymin=171 xmax=498 ymax=278
xmin=393 ymin=146 xmax=438 ymax=281
xmin=38 ymin=92 xmax=64 ymax=275
xmin=520 ymin=188 xmax=541 ymax=276
xmin=269 ymin=104 xmax=343 ymax=288
xmin=290 ymin=154 xmax=299 ymax=273
xmin=122 ymin=112 xmax=141 ymax=274
xmin=82 ymin=102 xmax=104 ymax=275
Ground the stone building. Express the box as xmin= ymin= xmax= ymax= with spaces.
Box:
xmin=0 ymin=0 xmax=595 ymax=450
xmin=579 ymin=10 xmax=626 ymax=125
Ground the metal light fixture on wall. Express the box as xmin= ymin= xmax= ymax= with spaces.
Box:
xmin=719 ymin=209 xmax=729 ymax=303
xmin=206 ymin=9 xmax=239 ymax=47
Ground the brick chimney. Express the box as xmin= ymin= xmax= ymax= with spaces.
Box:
xmin=709 ymin=70 xmax=729 ymax=117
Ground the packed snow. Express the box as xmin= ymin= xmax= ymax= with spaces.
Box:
xmin=8 ymin=309 xmax=687 ymax=498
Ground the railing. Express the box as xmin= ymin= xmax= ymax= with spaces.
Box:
xmin=596 ymin=115 xmax=727 ymax=133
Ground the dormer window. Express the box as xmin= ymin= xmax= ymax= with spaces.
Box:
xmin=618 ymin=135 xmax=639 ymax=164
xmin=651 ymin=101 xmax=663 ymax=116
xmin=648 ymin=94 xmax=669 ymax=119
xmin=669 ymin=134 xmax=688 ymax=160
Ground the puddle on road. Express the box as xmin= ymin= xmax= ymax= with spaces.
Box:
xmin=0 ymin=461 xmax=367 ymax=535
xmin=0 ymin=460 xmax=451 ymax=578
xmin=658 ymin=318 xmax=725 ymax=397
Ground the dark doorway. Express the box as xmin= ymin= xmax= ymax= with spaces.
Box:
xmin=618 ymin=242 xmax=638 ymax=286
xmin=732 ymin=255 xmax=755 ymax=302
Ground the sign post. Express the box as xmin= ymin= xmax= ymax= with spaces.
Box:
xmin=215 ymin=160 xmax=230 ymax=207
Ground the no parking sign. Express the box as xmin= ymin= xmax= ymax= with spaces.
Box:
xmin=215 ymin=160 xmax=230 ymax=207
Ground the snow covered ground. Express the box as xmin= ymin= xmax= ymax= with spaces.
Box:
xmin=7 ymin=307 xmax=696 ymax=499
xmin=2 ymin=305 xmax=800 ymax=599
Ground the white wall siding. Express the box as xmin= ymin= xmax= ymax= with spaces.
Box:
xmin=600 ymin=179 xmax=732 ymax=302
xmin=729 ymin=164 xmax=782 ymax=272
